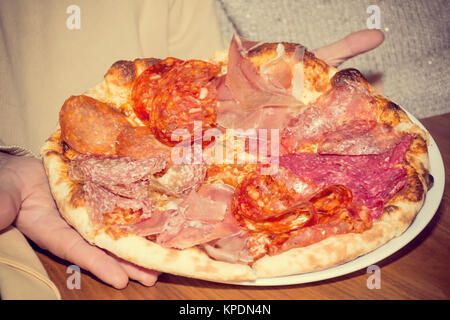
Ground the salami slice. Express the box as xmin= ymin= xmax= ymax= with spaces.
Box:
xmin=232 ymin=172 xmax=293 ymax=222
xmin=69 ymin=154 xmax=166 ymax=225
xmin=279 ymin=134 xmax=413 ymax=218
xmin=231 ymin=172 xmax=315 ymax=234
xmin=150 ymin=60 xmax=220 ymax=146
xmin=69 ymin=154 xmax=166 ymax=187
xmin=131 ymin=57 xmax=183 ymax=123
xmin=82 ymin=181 xmax=153 ymax=224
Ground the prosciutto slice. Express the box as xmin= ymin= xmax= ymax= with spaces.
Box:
xmin=317 ymin=120 xmax=403 ymax=155
xmin=126 ymin=210 xmax=170 ymax=236
xmin=156 ymin=184 xmax=241 ymax=249
xmin=281 ymin=71 xmax=379 ymax=153
xmin=217 ymin=35 xmax=304 ymax=129
xmin=147 ymin=163 xmax=207 ymax=197
xmin=202 ymin=232 xmax=254 ymax=264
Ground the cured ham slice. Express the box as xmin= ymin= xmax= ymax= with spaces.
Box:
xmin=156 ymin=184 xmax=241 ymax=249
xmin=147 ymin=163 xmax=207 ymax=197
xmin=225 ymin=35 xmax=303 ymax=109
xmin=216 ymin=35 xmax=304 ymax=129
xmin=317 ymin=120 xmax=403 ymax=155
xmin=257 ymin=107 xmax=298 ymax=130
xmin=202 ymin=232 xmax=254 ymax=264
xmin=281 ymin=69 xmax=379 ymax=153
xmin=126 ymin=210 xmax=170 ymax=236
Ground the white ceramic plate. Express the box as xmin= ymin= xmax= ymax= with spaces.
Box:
xmin=231 ymin=112 xmax=445 ymax=286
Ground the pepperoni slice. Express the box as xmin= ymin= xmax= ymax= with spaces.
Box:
xmin=231 ymin=172 xmax=314 ymax=234
xmin=268 ymin=220 xmax=353 ymax=255
xmin=232 ymin=168 xmax=359 ymax=235
xmin=310 ymin=185 xmax=353 ymax=217
xmin=233 ymin=172 xmax=293 ymax=221
xmin=231 ymin=172 xmax=373 ymax=259
xmin=131 ymin=57 xmax=183 ymax=123
xmin=248 ymin=203 xmax=315 ymax=234
xmin=232 ymin=173 xmax=371 ymax=257
xmin=268 ymin=204 xmax=373 ymax=255
xmin=306 ymin=184 xmax=355 ymax=227
xmin=150 ymin=60 xmax=220 ymax=146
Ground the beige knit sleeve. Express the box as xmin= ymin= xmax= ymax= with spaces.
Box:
xmin=168 ymin=0 xmax=227 ymax=60
xmin=383 ymin=48 xmax=450 ymax=119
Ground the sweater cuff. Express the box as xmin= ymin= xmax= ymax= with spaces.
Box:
xmin=0 ymin=143 xmax=36 ymax=158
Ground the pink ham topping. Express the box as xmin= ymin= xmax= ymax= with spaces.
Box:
xmin=281 ymin=70 xmax=379 ymax=153
xmin=155 ymin=183 xmax=241 ymax=249
xmin=317 ymin=120 xmax=403 ymax=155
xmin=224 ymin=35 xmax=302 ymax=109
xmin=202 ymin=232 xmax=254 ymax=264
xmin=216 ymin=35 xmax=304 ymax=129
xmin=126 ymin=211 xmax=170 ymax=236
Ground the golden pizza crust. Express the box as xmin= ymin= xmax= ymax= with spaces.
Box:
xmin=41 ymin=43 xmax=431 ymax=282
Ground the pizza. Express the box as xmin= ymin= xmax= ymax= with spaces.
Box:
xmin=41 ymin=35 xmax=433 ymax=282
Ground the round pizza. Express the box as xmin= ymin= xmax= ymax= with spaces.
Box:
xmin=41 ymin=35 xmax=433 ymax=283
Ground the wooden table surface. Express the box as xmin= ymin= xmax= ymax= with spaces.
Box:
xmin=34 ymin=113 xmax=450 ymax=300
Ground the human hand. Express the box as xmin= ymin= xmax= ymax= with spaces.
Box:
xmin=313 ymin=29 xmax=384 ymax=67
xmin=0 ymin=153 xmax=160 ymax=289
xmin=313 ymin=29 xmax=385 ymax=92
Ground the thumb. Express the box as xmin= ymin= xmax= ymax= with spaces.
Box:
xmin=313 ymin=29 xmax=384 ymax=67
